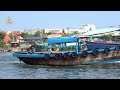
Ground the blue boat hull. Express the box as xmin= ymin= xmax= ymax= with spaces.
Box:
xmin=13 ymin=49 xmax=120 ymax=66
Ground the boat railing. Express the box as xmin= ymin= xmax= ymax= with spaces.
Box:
xmin=35 ymin=45 xmax=77 ymax=52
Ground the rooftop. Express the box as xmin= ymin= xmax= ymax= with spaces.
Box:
xmin=81 ymin=27 xmax=120 ymax=36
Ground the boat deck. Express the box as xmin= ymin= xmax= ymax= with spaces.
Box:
xmin=18 ymin=50 xmax=76 ymax=54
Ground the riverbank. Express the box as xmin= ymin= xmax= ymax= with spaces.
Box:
xmin=0 ymin=47 xmax=21 ymax=53
xmin=11 ymin=47 xmax=20 ymax=52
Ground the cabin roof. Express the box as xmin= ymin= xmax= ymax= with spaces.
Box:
xmin=47 ymin=37 xmax=78 ymax=44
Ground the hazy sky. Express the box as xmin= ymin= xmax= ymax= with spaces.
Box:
xmin=0 ymin=11 xmax=120 ymax=31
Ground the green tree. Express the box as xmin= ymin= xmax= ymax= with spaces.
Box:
xmin=113 ymin=33 xmax=120 ymax=43
xmin=100 ymin=33 xmax=113 ymax=41
xmin=0 ymin=41 xmax=6 ymax=48
xmin=47 ymin=32 xmax=52 ymax=35
xmin=0 ymin=31 xmax=5 ymax=41
xmin=9 ymin=33 xmax=17 ymax=41
xmin=73 ymin=31 xmax=78 ymax=35
xmin=34 ymin=31 xmax=40 ymax=37
xmin=62 ymin=33 xmax=73 ymax=37
xmin=20 ymin=32 xmax=33 ymax=38
xmin=0 ymin=31 xmax=6 ymax=47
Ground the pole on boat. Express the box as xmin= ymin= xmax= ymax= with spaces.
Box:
xmin=76 ymin=35 xmax=79 ymax=54
xmin=90 ymin=35 xmax=93 ymax=41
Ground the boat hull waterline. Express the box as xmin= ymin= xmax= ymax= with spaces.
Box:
xmin=13 ymin=50 xmax=120 ymax=66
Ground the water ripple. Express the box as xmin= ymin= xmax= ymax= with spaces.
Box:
xmin=1 ymin=53 xmax=120 ymax=79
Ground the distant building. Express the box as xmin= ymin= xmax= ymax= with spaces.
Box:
xmin=111 ymin=31 xmax=120 ymax=36
xmin=63 ymin=24 xmax=96 ymax=34
xmin=3 ymin=31 xmax=22 ymax=44
xmin=44 ymin=29 xmax=64 ymax=34
xmin=11 ymin=31 xmax=20 ymax=36
xmin=64 ymin=28 xmax=82 ymax=34
xmin=80 ymin=27 xmax=120 ymax=38
xmin=82 ymin=24 xmax=96 ymax=32
xmin=47 ymin=33 xmax=63 ymax=38
xmin=24 ymin=29 xmax=39 ymax=34
xmin=4 ymin=31 xmax=11 ymax=44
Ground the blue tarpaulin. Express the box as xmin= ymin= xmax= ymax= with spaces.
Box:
xmin=47 ymin=37 xmax=78 ymax=44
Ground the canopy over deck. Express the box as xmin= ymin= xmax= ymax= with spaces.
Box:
xmin=47 ymin=37 xmax=78 ymax=44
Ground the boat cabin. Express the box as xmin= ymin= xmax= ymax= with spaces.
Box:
xmin=26 ymin=37 xmax=87 ymax=54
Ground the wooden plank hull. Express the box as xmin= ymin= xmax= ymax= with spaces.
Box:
xmin=15 ymin=50 xmax=120 ymax=66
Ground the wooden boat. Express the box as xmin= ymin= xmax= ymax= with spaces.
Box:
xmin=13 ymin=37 xmax=120 ymax=66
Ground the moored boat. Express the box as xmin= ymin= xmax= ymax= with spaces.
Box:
xmin=86 ymin=41 xmax=120 ymax=50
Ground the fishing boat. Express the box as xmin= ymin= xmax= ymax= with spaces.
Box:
xmin=12 ymin=36 xmax=120 ymax=66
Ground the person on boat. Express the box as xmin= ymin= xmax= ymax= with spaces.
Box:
xmin=27 ymin=41 xmax=38 ymax=53
xmin=79 ymin=39 xmax=88 ymax=51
